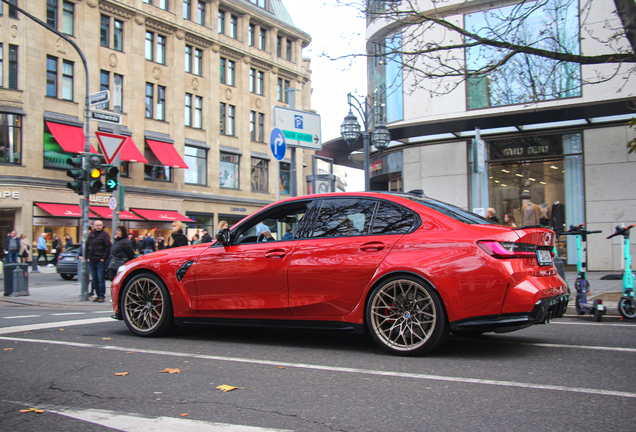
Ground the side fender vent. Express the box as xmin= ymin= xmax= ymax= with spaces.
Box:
xmin=176 ymin=260 xmax=194 ymax=282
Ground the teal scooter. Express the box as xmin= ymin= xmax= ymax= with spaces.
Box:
xmin=563 ymin=224 xmax=605 ymax=322
xmin=607 ymin=224 xmax=636 ymax=319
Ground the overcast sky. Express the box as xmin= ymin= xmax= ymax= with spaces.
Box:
xmin=282 ymin=0 xmax=366 ymax=191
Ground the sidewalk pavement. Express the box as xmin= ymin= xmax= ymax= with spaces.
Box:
xmin=0 ymin=264 xmax=631 ymax=316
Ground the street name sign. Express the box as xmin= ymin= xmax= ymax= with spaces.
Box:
xmin=270 ymin=128 xmax=286 ymax=161
xmin=95 ymin=131 xmax=127 ymax=164
xmin=273 ymin=106 xmax=322 ymax=150
xmin=90 ymin=110 xmax=121 ymax=124
xmin=89 ymin=90 xmax=110 ymax=106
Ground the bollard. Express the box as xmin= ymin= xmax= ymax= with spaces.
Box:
xmin=31 ymin=255 xmax=40 ymax=273
xmin=11 ymin=265 xmax=29 ymax=297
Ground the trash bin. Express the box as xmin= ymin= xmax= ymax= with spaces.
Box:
xmin=3 ymin=263 xmax=29 ymax=296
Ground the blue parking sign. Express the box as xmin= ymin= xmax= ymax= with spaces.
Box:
xmin=294 ymin=115 xmax=303 ymax=129
xmin=270 ymin=128 xmax=286 ymax=161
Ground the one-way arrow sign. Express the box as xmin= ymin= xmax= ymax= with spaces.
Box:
xmin=95 ymin=131 xmax=127 ymax=164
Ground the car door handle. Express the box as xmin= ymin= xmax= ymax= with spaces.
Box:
xmin=265 ymin=250 xmax=286 ymax=259
xmin=360 ymin=242 xmax=385 ymax=252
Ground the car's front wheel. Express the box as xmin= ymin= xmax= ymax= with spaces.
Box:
xmin=366 ymin=276 xmax=448 ymax=356
xmin=121 ymin=272 xmax=174 ymax=337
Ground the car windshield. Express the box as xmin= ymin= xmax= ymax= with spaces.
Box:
xmin=64 ymin=245 xmax=81 ymax=253
xmin=398 ymin=195 xmax=495 ymax=225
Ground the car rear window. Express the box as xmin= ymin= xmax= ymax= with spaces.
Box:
xmin=371 ymin=201 xmax=417 ymax=234
xmin=404 ymin=196 xmax=495 ymax=225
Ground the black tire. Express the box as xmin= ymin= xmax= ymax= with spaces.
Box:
xmin=592 ymin=300 xmax=603 ymax=322
xmin=121 ymin=272 xmax=174 ymax=337
xmin=618 ymin=297 xmax=636 ymax=320
xmin=60 ymin=273 xmax=75 ymax=281
xmin=366 ymin=276 xmax=448 ymax=356
xmin=575 ymin=295 xmax=584 ymax=315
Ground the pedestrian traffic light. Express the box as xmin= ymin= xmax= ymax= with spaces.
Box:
xmin=65 ymin=156 xmax=85 ymax=195
xmin=104 ymin=165 xmax=120 ymax=192
xmin=88 ymin=155 xmax=103 ymax=195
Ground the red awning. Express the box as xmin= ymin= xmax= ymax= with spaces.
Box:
xmin=146 ymin=139 xmax=189 ymax=169
xmin=35 ymin=202 xmax=83 ymax=218
xmin=46 ymin=122 xmax=97 ymax=153
xmin=120 ymin=137 xmax=148 ymax=164
xmin=131 ymin=208 xmax=194 ymax=222
xmin=89 ymin=206 xmax=143 ymax=220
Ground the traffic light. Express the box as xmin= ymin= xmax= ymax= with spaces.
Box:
xmin=66 ymin=156 xmax=85 ymax=195
xmin=88 ymin=155 xmax=103 ymax=195
xmin=104 ymin=165 xmax=120 ymax=192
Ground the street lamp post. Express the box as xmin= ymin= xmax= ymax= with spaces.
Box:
xmin=340 ymin=93 xmax=390 ymax=191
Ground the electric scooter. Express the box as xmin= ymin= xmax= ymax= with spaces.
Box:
xmin=563 ymin=224 xmax=605 ymax=322
xmin=607 ymin=224 xmax=636 ymax=319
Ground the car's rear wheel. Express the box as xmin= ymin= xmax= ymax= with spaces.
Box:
xmin=121 ymin=273 xmax=174 ymax=337
xmin=60 ymin=273 xmax=74 ymax=280
xmin=366 ymin=276 xmax=448 ymax=356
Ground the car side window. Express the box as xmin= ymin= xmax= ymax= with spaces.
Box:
xmin=371 ymin=201 xmax=416 ymax=235
xmin=311 ymin=198 xmax=376 ymax=238
xmin=234 ymin=201 xmax=309 ymax=244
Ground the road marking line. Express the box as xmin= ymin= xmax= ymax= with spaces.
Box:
xmin=2 ymin=315 xmax=41 ymax=319
xmin=1 ymin=335 xmax=635 ymax=399
xmin=521 ymin=342 xmax=636 ymax=352
xmin=5 ymin=402 xmax=292 ymax=432
xmin=51 ymin=313 xmax=86 ymax=316
xmin=0 ymin=317 xmax=111 ymax=335
xmin=92 ymin=310 xmax=113 ymax=314
xmin=553 ymin=321 xmax=636 ymax=327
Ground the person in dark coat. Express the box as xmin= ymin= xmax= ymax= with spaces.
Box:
xmin=128 ymin=234 xmax=137 ymax=253
xmin=64 ymin=234 xmax=73 ymax=250
xmin=200 ymin=229 xmax=212 ymax=243
xmin=108 ymin=226 xmax=135 ymax=279
xmin=141 ymin=232 xmax=156 ymax=254
xmin=157 ymin=235 xmax=165 ymax=250
xmin=86 ymin=220 xmax=112 ymax=303
xmin=3 ymin=230 xmax=20 ymax=263
xmin=166 ymin=220 xmax=188 ymax=248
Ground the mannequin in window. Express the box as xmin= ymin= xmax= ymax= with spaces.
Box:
xmin=539 ymin=203 xmax=551 ymax=226
xmin=551 ymin=201 xmax=566 ymax=235
xmin=520 ymin=200 xmax=541 ymax=227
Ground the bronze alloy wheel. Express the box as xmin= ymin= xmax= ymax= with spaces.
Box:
xmin=122 ymin=273 xmax=173 ymax=336
xmin=367 ymin=277 xmax=447 ymax=355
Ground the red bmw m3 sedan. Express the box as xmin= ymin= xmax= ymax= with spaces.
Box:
xmin=111 ymin=191 xmax=568 ymax=356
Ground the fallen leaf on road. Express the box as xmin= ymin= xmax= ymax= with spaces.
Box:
xmin=158 ymin=368 xmax=180 ymax=374
xmin=4 ymin=348 xmax=14 ymax=351
xmin=102 ymin=338 xmax=112 ymax=340
xmin=113 ymin=372 xmax=129 ymax=376
xmin=59 ymin=329 xmax=64 ymax=331
xmin=278 ymin=367 xmax=285 ymax=369
xmin=180 ymin=413 xmax=189 ymax=417
xmin=216 ymin=385 xmax=242 ymax=392
xmin=127 ymin=351 xmax=135 ymax=354
xmin=20 ymin=408 xmax=44 ymax=414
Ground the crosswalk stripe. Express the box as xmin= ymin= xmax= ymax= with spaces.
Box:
xmin=2 ymin=315 xmax=41 ymax=319
xmin=0 ymin=317 xmax=111 ymax=335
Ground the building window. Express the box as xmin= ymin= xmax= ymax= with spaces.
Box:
xmin=145 ymin=83 xmax=153 ymax=118
xmin=250 ymin=111 xmax=256 ymax=141
xmin=277 ymin=78 xmax=290 ymax=102
xmin=258 ymin=112 xmax=265 ymax=142
xmin=184 ymin=145 xmax=207 ymax=185
xmin=258 ymin=29 xmax=266 ymax=50
xmin=251 ymin=157 xmax=268 ymax=193
xmin=250 ymin=68 xmax=264 ymax=95
xmin=220 ymin=103 xmax=236 ymax=136
xmin=120 ymin=161 xmax=130 ymax=178
xmin=61 ymin=60 xmax=73 ymax=101
xmin=185 ymin=45 xmax=192 ymax=73
xmin=0 ymin=114 xmax=22 ymax=165
xmin=8 ymin=45 xmax=17 ymax=89
xmin=156 ymin=35 xmax=166 ymax=64
xmin=194 ymin=96 xmax=202 ymax=128
xmin=6 ymin=0 xmax=17 ymax=19
xmin=229 ymin=15 xmax=238 ymax=39
xmin=183 ymin=0 xmax=191 ymax=20
xmin=144 ymin=145 xmax=171 ymax=182
xmin=219 ymin=57 xmax=226 ymax=83
xmin=145 ymin=83 xmax=166 ymax=120
xmin=218 ymin=10 xmax=225 ymax=34
xmin=220 ymin=102 xmax=226 ymax=134
xmin=46 ymin=0 xmax=57 ymax=29
xmin=286 ymin=40 xmax=292 ymax=61
xmin=145 ymin=31 xmax=154 ymax=61
xmin=220 ymin=58 xmax=235 ymax=85
xmin=100 ymin=15 xmax=110 ymax=47
xmin=184 ymin=93 xmax=192 ymax=127
xmin=194 ymin=48 xmax=202 ymax=76
xmin=276 ymin=36 xmax=282 ymax=57
xmin=197 ymin=1 xmax=205 ymax=25
xmin=62 ymin=1 xmax=74 ymax=36
xmin=113 ymin=19 xmax=123 ymax=51
xmin=158 ymin=0 xmax=168 ymax=10
xmin=249 ymin=0 xmax=266 ymax=8
xmin=248 ymin=24 xmax=255 ymax=46
xmin=249 ymin=69 xmax=255 ymax=92
xmin=220 ymin=152 xmax=239 ymax=189
xmin=279 ymin=162 xmax=290 ymax=195
xmin=100 ymin=70 xmax=109 ymax=94
xmin=465 ymin=1 xmax=581 ymax=109
xmin=46 ymin=56 xmax=57 ymax=98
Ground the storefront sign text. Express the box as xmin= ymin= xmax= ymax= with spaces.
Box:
xmin=489 ymin=135 xmax=563 ymax=161
xmin=90 ymin=195 xmax=112 ymax=203
xmin=1 ymin=191 xmax=20 ymax=199
xmin=230 ymin=207 xmax=247 ymax=212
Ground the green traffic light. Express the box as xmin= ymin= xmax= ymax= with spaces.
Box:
xmin=104 ymin=165 xmax=120 ymax=192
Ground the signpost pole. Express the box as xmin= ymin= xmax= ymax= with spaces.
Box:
xmin=286 ymin=89 xmax=297 ymax=197
xmin=111 ymin=77 xmax=122 ymax=239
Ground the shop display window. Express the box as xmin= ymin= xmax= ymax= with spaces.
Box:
xmin=0 ymin=113 xmax=22 ymax=165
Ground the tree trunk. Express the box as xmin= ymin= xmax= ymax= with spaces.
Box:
xmin=614 ymin=0 xmax=636 ymax=57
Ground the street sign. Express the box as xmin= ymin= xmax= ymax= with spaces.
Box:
xmin=90 ymin=110 xmax=121 ymax=124
xmin=95 ymin=131 xmax=127 ymax=164
xmin=108 ymin=196 xmax=117 ymax=211
xmin=273 ymin=107 xmax=322 ymax=150
xmin=89 ymin=90 xmax=110 ymax=106
xmin=90 ymin=102 xmax=108 ymax=110
xmin=270 ymin=128 xmax=286 ymax=161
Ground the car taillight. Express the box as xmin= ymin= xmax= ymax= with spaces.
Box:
xmin=478 ymin=241 xmax=537 ymax=259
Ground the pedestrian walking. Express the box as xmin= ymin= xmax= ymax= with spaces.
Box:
xmin=157 ymin=235 xmax=165 ymax=250
xmin=86 ymin=220 xmax=112 ymax=303
xmin=51 ymin=233 xmax=62 ymax=266
xmin=166 ymin=221 xmax=188 ymax=249
xmin=486 ymin=208 xmax=499 ymax=223
xmin=3 ymin=230 xmax=20 ymax=263
xmin=64 ymin=233 xmax=73 ymax=250
xmin=36 ymin=232 xmax=51 ymax=266
xmin=141 ymin=232 xmax=156 ymax=254
xmin=200 ymin=228 xmax=212 ymax=243
xmin=19 ymin=234 xmax=30 ymax=264
xmin=107 ymin=226 xmax=135 ymax=280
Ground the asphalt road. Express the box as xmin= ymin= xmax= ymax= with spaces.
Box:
xmin=0 ymin=300 xmax=635 ymax=432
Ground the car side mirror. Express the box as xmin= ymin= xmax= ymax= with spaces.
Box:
xmin=215 ymin=228 xmax=230 ymax=245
